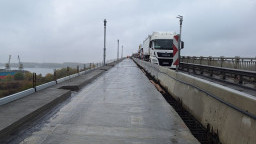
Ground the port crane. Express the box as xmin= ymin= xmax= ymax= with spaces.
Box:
xmin=5 ymin=55 xmax=11 ymax=70
xmin=18 ymin=55 xmax=23 ymax=70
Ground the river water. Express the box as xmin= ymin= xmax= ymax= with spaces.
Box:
xmin=23 ymin=68 xmax=56 ymax=76
xmin=0 ymin=67 xmax=57 ymax=76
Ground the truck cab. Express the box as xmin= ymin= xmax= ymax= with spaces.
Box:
xmin=148 ymin=32 xmax=176 ymax=68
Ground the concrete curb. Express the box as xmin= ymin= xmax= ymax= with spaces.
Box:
xmin=0 ymin=88 xmax=35 ymax=106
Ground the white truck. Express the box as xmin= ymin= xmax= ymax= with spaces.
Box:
xmin=138 ymin=44 xmax=143 ymax=59
xmin=142 ymin=32 xmax=183 ymax=68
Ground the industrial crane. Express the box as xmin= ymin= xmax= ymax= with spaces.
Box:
xmin=5 ymin=55 xmax=11 ymax=70
xmin=18 ymin=55 xmax=23 ymax=70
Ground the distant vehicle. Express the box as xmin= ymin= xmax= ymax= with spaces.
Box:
xmin=142 ymin=32 xmax=183 ymax=68
xmin=137 ymin=44 xmax=143 ymax=59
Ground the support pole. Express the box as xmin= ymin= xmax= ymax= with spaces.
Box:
xmin=103 ymin=19 xmax=107 ymax=65
xmin=117 ymin=39 xmax=119 ymax=60
xmin=33 ymin=73 xmax=37 ymax=92
xmin=176 ymin=15 xmax=183 ymax=71
xmin=121 ymin=45 xmax=123 ymax=58
xmin=54 ymin=69 xmax=57 ymax=84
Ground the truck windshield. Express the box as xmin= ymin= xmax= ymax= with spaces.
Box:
xmin=154 ymin=39 xmax=173 ymax=50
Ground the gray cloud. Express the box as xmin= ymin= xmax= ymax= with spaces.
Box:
xmin=0 ymin=0 xmax=255 ymax=63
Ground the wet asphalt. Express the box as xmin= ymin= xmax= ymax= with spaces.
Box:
xmin=7 ymin=59 xmax=198 ymax=144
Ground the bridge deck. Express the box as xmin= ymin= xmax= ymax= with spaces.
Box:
xmin=8 ymin=59 xmax=198 ymax=144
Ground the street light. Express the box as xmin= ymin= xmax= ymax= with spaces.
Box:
xmin=176 ymin=15 xmax=183 ymax=70
xmin=103 ymin=19 xmax=107 ymax=65
xmin=121 ymin=45 xmax=123 ymax=58
xmin=117 ymin=39 xmax=119 ymax=60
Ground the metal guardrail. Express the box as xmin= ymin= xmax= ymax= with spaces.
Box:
xmin=0 ymin=60 xmax=120 ymax=106
xmin=181 ymin=56 xmax=256 ymax=71
xmin=180 ymin=62 xmax=256 ymax=88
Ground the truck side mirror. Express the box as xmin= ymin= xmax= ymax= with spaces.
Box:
xmin=181 ymin=41 xmax=184 ymax=49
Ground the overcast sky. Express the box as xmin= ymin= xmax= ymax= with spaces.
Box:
xmin=0 ymin=0 xmax=255 ymax=63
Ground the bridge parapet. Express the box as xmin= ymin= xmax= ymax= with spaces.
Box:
xmin=133 ymin=58 xmax=256 ymax=144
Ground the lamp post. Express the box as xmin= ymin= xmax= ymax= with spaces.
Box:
xmin=103 ymin=19 xmax=107 ymax=65
xmin=117 ymin=39 xmax=119 ymax=60
xmin=121 ymin=45 xmax=123 ymax=58
xmin=176 ymin=15 xmax=183 ymax=70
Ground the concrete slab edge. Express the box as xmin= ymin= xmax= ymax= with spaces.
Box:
xmin=0 ymin=90 xmax=71 ymax=139
xmin=77 ymin=70 xmax=105 ymax=90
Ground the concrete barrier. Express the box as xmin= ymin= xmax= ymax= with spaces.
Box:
xmin=56 ymin=76 xmax=69 ymax=83
xmin=0 ymin=88 xmax=35 ymax=106
xmin=133 ymin=58 xmax=256 ymax=144
xmin=36 ymin=81 xmax=56 ymax=91
xmin=79 ymin=71 xmax=85 ymax=75
xmin=70 ymin=73 xmax=79 ymax=78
